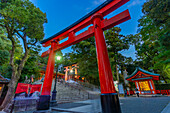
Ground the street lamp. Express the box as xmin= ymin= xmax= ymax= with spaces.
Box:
xmin=70 ymin=69 xmax=73 ymax=73
xmin=56 ymin=56 xmax=61 ymax=61
xmin=51 ymin=56 xmax=61 ymax=106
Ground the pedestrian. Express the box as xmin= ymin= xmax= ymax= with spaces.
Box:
xmin=124 ymin=89 xmax=127 ymax=97
xmin=135 ymin=88 xmax=139 ymax=97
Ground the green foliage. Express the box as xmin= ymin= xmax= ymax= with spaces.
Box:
xmin=0 ymin=63 xmax=12 ymax=79
xmin=105 ymin=27 xmax=132 ymax=81
xmin=155 ymin=83 xmax=170 ymax=90
xmin=0 ymin=0 xmax=47 ymax=78
xmin=69 ymin=27 xmax=133 ymax=86
xmin=0 ymin=38 xmax=10 ymax=65
xmin=62 ymin=53 xmax=73 ymax=66
xmin=71 ymin=37 xmax=99 ymax=85
xmin=0 ymin=0 xmax=47 ymax=108
xmin=130 ymin=0 xmax=170 ymax=83
xmin=20 ymin=54 xmax=41 ymax=82
xmin=0 ymin=28 xmax=24 ymax=78
xmin=0 ymin=0 xmax=47 ymax=40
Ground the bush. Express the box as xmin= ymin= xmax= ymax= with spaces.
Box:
xmin=155 ymin=84 xmax=170 ymax=90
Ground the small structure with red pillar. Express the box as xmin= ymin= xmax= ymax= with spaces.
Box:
xmin=64 ymin=63 xmax=81 ymax=82
xmin=126 ymin=67 xmax=160 ymax=94
xmin=40 ymin=67 xmax=65 ymax=81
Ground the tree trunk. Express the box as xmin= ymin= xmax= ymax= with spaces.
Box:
xmin=120 ymin=68 xmax=126 ymax=89
xmin=116 ymin=64 xmax=119 ymax=83
xmin=0 ymin=35 xmax=29 ymax=111
xmin=161 ymin=75 xmax=167 ymax=83
xmin=0 ymin=69 xmax=18 ymax=111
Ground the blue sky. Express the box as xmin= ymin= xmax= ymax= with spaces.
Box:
xmin=30 ymin=0 xmax=146 ymax=60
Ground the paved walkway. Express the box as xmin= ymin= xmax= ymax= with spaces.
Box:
xmin=3 ymin=96 xmax=170 ymax=113
xmin=161 ymin=102 xmax=170 ymax=113
xmin=120 ymin=97 xmax=170 ymax=113
xmin=52 ymin=99 xmax=102 ymax=113
xmin=50 ymin=96 xmax=170 ymax=113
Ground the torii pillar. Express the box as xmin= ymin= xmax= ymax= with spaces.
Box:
xmin=74 ymin=64 xmax=78 ymax=75
xmin=64 ymin=67 xmax=69 ymax=81
xmin=92 ymin=14 xmax=121 ymax=113
xmin=37 ymin=41 xmax=56 ymax=109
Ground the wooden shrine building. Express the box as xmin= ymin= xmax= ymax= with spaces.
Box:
xmin=0 ymin=74 xmax=10 ymax=105
xmin=126 ymin=67 xmax=160 ymax=94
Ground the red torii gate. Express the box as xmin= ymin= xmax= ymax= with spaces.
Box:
xmin=38 ymin=0 xmax=131 ymax=112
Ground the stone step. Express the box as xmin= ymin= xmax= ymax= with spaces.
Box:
xmin=50 ymin=80 xmax=100 ymax=103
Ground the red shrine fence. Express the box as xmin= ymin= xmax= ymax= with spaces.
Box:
xmin=15 ymin=83 xmax=42 ymax=95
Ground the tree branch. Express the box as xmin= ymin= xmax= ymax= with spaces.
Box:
xmin=27 ymin=39 xmax=38 ymax=46
xmin=0 ymin=24 xmax=5 ymax=27
xmin=15 ymin=30 xmax=23 ymax=39
xmin=9 ymin=37 xmax=15 ymax=68
xmin=17 ymin=33 xmax=29 ymax=77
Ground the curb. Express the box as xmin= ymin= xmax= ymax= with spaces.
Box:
xmin=161 ymin=102 xmax=170 ymax=113
xmin=52 ymin=108 xmax=83 ymax=113
xmin=131 ymin=94 xmax=168 ymax=97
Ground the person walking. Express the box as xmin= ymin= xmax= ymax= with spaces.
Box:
xmin=135 ymin=88 xmax=139 ymax=97
xmin=124 ymin=89 xmax=127 ymax=97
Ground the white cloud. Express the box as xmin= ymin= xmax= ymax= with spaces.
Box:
xmin=127 ymin=0 xmax=144 ymax=7
xmin=93 ymin=0 xmax=106 ymax=5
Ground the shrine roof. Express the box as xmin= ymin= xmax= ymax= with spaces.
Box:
xmin=63 ymin=63 xmax=78 ymax=67
xmin=132 ymin=77 xmax=153 ymax=81
xmin=0 ymin=74 xmax=10 ymax=83
xmin=126 ymin=67 xmax=160 ymax=80
xmin=40 ymin=0 xmax=113 ymax=44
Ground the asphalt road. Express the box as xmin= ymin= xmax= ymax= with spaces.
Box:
xmin=15 ymin=96 xmax=170 ymax=113
xmin=120 ymin=97 xmax=170 ymax=113
xmin=53 ymin=96 xmax=170 ymax=113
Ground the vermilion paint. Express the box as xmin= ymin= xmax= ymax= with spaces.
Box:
xmin=41 ymin=41 xmax=56 ymax=95
xmin=92 ymin=14 xmax=116 ymax=94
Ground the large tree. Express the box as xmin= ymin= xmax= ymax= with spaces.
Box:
xmin=0 ymin=0 xmax=47 ymax=110
xmin=131 ymin=0 xmax=170 ymax=83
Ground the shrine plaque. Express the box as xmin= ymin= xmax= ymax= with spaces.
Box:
xmin=139 ymin=81 xmax=150 ymax=91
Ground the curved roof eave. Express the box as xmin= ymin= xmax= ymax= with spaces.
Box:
xmin=138 ymin=67 xmax=160 ymax=76
xmin=132 ymin=77 xmax=153 ymax=81
xmin=126 ymin=67 xmax=139 ymax=80
xmin=126 ymin=67 xmax=160 ymax=80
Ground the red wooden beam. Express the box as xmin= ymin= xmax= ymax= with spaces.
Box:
xmin=41 ymin=9 xmax=130 ymax=57
xmin=41 ymin=0 xmax=129 ymax=47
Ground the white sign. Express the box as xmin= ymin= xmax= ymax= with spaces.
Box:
xmin=118 ymin=84 xmax=124 ymax=94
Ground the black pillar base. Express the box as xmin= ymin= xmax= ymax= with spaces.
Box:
xmin=51 ymin=90 xmax=57 ymax=100
xmin=50 ymin=90 xmax=57 ymax=107
xmin=50 ymin=100 xmax=58 ymax=107
xmin=101 ymin=93 xmax=121 ymax=113
xmin=37 ymin=95 xmax=50 ymax=110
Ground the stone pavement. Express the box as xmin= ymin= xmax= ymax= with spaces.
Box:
xmin=161 ymin=102 xmax=170 ymax=113
xmin=51 ymin=96 xmax=170 ymax=113
xmin=2 ymin=96 xmax=170 ymax=113
xmin=52 ymin=99 xmax=102 ymax=113
xmin=120 ymin=97 xmax=170 ymax=113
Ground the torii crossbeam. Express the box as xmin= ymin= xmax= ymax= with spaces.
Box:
xmin=38 ymin=0 xmax=131 ymax=112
